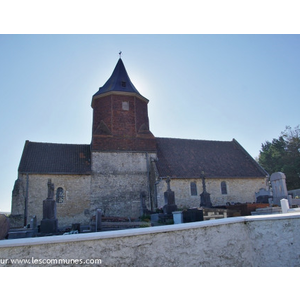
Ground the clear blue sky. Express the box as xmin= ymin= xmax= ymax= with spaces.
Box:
xmin=0 ymin=34 xmax=300 ymax=212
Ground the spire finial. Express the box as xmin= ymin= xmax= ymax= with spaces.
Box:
xmin=119 ymin=51 xmax=122 ymax=58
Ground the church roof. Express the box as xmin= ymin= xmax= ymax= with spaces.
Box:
xmin=18 ymin=141 xmax=91 ymax=174
xmin=93 ymin=58 xmax=145 ymax=99
xmin=155 ymin=138 xmax=268 ymax=179
xmin=18 ymin=138 xmax=267 ymax=179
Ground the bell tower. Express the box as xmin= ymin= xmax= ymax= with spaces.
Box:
xmin=90 ymin=58 xmax=157 ymax=218
xmin=91 ymin=58 xmax=156 ymax=152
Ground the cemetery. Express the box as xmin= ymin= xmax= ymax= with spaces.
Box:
xmin=2 ymin=171 xmax=300 ymax=241
xmin=1 ymin=170 xmax=300 ymax=267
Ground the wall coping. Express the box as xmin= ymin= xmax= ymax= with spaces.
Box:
xmin=1 ymin=213 xmax=300 ymax=248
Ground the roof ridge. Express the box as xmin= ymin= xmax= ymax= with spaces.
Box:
xmin=156 ymin=137 xmax=233 ymax=143
xmin=25 ymin=140 xmax=90 ymax=147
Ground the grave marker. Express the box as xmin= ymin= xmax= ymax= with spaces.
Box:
xmin=0 ymin=214 xmax=10 ymax=240
xmin=40 ymin=179 xmax=58 ymax=234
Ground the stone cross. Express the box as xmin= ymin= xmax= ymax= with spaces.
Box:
xmin=166 ymin=176 xmax=171 ymax=191
xmin=201 ymin=171 xmax=207 ymax=193
xmin=0 ymin=214 xmax=10 ymax=240
xmin=41 ymin=179 xmax=58 ymax=234
xmin=200 ymin=171 xmax=212 ymax=208
xmin=47 ymin=179 xmax=54 ymax=200
xmin=163 ymin=176 xmax=177 ymax=214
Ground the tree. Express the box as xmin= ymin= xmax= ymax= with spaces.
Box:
xmin=258 ymin=125 xmax=300 ymax=190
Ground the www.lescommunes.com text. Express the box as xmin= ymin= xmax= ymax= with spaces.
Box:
xmin=0 ymin=257 xmax=102 ymax=265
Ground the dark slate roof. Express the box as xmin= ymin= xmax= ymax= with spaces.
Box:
xmin=18 ymin=141 xmax=91 ymax=174
xmin=93 ymin=58 xmax=145 ymax=98
xmin=155 ymin=138 xmax=267 ymax=179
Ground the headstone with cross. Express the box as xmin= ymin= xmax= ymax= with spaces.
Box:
xmin=163 ymin=176 xmax=178 ymax=215
xmin=40 ymin=179 xmax=58 ymax=234
xmin=0 ymin=214 xmax=10 ymax=240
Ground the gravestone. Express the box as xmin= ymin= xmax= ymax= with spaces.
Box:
xmin=30 ymin=215 xmax=38 ymax=236
xmin=72 ymin=223 xmax=80 ymax=232
xmin=40 ymin=179 xmax=58 ymax=234
xmin=163 ymin=177 xmax=177 ymax=215
xmin=255 ymin=188 xmax=271 ymax=204
xmin=270 ymin=172 xmax=289 ymax=206
xmin=96 ymin=209 xmax=102 ymax=232
xmin=0 ymin=214 xmax=10 ymax=240
xmin=183 ymin=208 xmax=204 ymax=223
xmin=30 ymin=215 xmax=37 ymax=229
xmin=200 ymin=172 xmax=212 ymax=208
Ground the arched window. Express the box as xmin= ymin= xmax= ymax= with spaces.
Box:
xmin=56 ymin=187 xmax=64 ymax=203
xmin=190 ymin=182 xmax=197 ymax=196
xmin=221 ymin=181 xmax=227 ymax=195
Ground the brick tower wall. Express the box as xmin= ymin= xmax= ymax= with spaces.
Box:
xmin=91 ymin=94 xmax=156 ymax=152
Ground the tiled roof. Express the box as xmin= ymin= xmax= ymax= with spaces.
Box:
xmin=18 ymin=141 xmax=91 ymax=174
xmin=18 ymin=138 xmax=267 ymax=179
xmin=155 ymin=137 xmax=267 ymax=179
xmin=93 ymin=58 xmax=145 ymax=99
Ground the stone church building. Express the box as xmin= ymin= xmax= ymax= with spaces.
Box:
xmin=11 ymin=58 xmax=268 ymax=228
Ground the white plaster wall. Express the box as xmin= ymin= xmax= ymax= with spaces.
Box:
xmin=1 ymin=213 xmax=300 ymax=267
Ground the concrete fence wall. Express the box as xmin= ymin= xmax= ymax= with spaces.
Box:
xmin=1 ymin=213 xmax=300 ymax=267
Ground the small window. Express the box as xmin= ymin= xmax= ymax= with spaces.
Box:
xmin=56 ymin=187 xmax=64 ymax=203
xmin=122 ymin=101 xmax=129 ymax=110
xmin=190 ymin=182 xmax=197 ymax=196
xmin=121 ymin=81 xmax=127 ymax=87
xmin=221 ymin=181 xmax=227 ymax=195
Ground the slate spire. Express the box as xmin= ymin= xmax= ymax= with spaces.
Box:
xmin=93 ymin=58 xmax=144 ymax=99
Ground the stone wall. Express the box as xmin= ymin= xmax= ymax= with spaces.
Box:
xmin=1 ymin=213 xmax=300 ymax=267
xmin=10 ymin=174 xmax=91 ymax=228
xmin=90 ymin=151 xmax=157 ymax=218
xmin=155 ymin=177 xmax=267 ymax=209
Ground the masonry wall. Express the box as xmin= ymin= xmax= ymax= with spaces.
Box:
xmin=1 ymin=213 xmax=300 ymax=267
xmin=91 ymin=94 xmax=156 ymax=152
xmin=90 ymin=152 xmax=157 ymax=218
xmin=11 ymin=174 xmax=91 ymax=228
xmin=155 ymin=178 xmax=267 ymax=209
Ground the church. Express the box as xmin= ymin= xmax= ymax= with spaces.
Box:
xmin=10 ymin=57 xmax=268 ymax=228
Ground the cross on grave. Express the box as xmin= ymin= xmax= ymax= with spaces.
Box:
xmin=40 ymin=179 xmax=58 ymax=234
xmin=163 ymin=177 xmax=177 ymax=215
xmin=47 ymin=178 xmax=54 ymax=200
xmin=200 ymin=171 xmax=212 ymax=208
xmin=166 ymin=176 xmax=171 ymax=191
xmin=0 ymin=214 xmax=10 ymax=240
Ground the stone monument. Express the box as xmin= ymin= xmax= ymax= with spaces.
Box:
xmin=270 ymin=172 xmax=289 ymax=206
xmin=163 ymin=177 xmax=177 ymax=215
xmin=40 ymin=179 xmax=58 ymax=234
xmin=30 ymin=215 xmax=38 ymax=236
xmin=96 ymin=209 xmax=102 ymax=232
xmin=200 ymin=172 xmax=212 ymax=208
xmin=0 ymin=214 xmax=10 ymax=240
xmin=255 ymin=188 xmax=272 ymax=204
